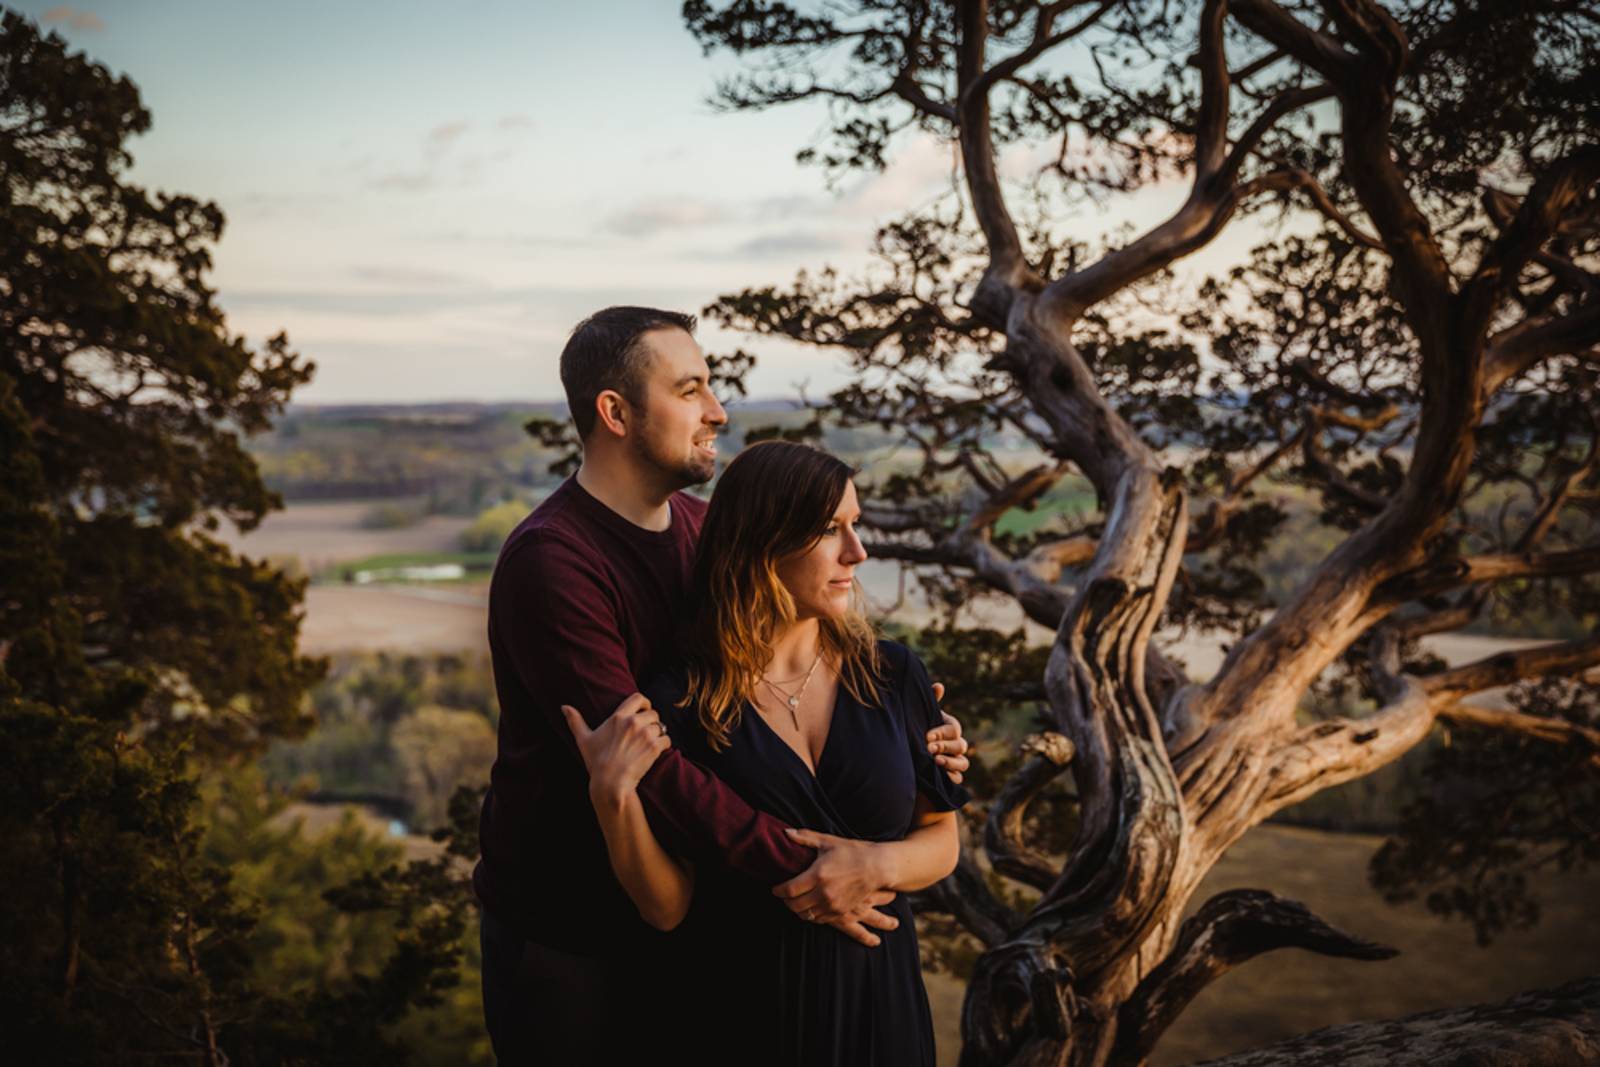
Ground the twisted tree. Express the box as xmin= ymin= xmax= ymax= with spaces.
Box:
xmin=681 ymin=1 xmax=1600 ymax=1063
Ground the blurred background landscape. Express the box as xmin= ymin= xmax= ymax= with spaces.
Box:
xmin=221 ymin=402 xmax=1600 ymax=1066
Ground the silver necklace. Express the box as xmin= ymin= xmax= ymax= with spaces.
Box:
xmin=761 ymin=651 xmax=821 ymax=731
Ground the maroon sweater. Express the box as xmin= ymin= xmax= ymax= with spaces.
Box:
xmin=473 ymin=477 xmax=814 ymax=955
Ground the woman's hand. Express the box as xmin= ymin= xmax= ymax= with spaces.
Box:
xmin=562 ymin=696 xmax=693 ymax=931
xmin=561 ymin=694 xmax=671 ymax=812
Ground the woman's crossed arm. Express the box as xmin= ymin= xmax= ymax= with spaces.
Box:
xmin=562 ymin=696 xmax=696 ymax=930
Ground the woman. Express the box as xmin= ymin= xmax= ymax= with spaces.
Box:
xmin=568 ymin=440 xmax=969 ymax=1066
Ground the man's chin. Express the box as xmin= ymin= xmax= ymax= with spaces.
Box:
xmin=683 ymin=456 xmax=717 ymax=486
xmin=658 ymin=457 xmax=716 ymax=491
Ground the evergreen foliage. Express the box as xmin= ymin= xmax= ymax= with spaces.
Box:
xmin=0 ymin=14 xmax=479 ymax=1062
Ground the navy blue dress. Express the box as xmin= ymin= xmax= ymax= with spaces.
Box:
xmin=645 ymin=639 xmax=970 ymax=1067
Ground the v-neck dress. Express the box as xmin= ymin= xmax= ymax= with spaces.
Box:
xmin=644 ymin=639 xmax=970 ymax=1067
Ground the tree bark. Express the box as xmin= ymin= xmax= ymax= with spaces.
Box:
xmin=1186 ymin=975 xmax=1600 ymax=1067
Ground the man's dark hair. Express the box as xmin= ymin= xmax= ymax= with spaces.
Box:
xmin=559 ymin=306 xmax=697 ymax=439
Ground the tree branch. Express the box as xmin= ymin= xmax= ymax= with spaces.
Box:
xmin=967 ymin=461 xmax=1071 ymax=534
xmin=1374 ymin=542 xmax=1600 ymax=605
xmin=1422 ymin=633 xmax=1600 ymax=702
xmin=984 ymin=733 xmax=1076 ymax=891
xmin=862 ymin=535 xmax=1075 ymax=628
xmin=957 ymin=0 xmax=1043 ymax=322
xmin=968 ymin=0 xmax=1116 ymax=104
xmin=1484 ymin=299 xmax=1600 ymax=395
xmin=1271 ymin=632 xmax=1600 ymax=812
xmin=1116 ymin=888 xmax=1397 ymax=1063
xmin=1436 ymin=702 xmax=1600 ymax=760
xmin=1231 ymin=0 xmax=1358 ymax=85
xmin=1461 ymin=146 xmax=1600 ymax=347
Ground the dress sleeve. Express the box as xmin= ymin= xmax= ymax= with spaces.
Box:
xmin=896 ymin=644 xmax=972 ymax=813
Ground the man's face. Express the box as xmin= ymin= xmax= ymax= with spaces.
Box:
xmin=625 ymin=328 xmax=728 ymax=489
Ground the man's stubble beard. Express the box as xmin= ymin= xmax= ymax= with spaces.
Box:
xmin=629 ymin=408 xmax=716 ymax=492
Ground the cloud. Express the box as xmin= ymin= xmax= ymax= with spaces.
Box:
xmin=750 ymin=194 xmax=823 ymax=220
xmin=727 ymin=230 xmax=853 ymax=259
xmin=425 ymin=120 xmax=470 ymax=156
xmin=40 ymin=5 xmax=104 ymax=31
xmin=603 ymin=197 xmax=732 ymax=237
xmin=369 ymin=170 xmax=436 ymax=192
xmin=833 ymin=134 xmax=960 ymax=216
xmin=348 ymin=265 xmax=482 ymax=288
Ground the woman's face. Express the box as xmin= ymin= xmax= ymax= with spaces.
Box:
xmin=774 ymin=480 xmax=868 ymax=621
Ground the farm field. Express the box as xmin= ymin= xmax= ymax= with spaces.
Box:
xmin=212 ymin=498 xmax=474 ymax=575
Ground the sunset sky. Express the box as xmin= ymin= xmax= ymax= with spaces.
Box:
xmin=16 ymin=1 xmax=1278 ymax=404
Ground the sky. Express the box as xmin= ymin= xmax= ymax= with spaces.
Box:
xmin=15 ymin=1 xmax=1280 ymax=405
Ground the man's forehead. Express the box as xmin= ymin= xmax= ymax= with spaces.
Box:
xmin=638 ymin=327 xmax=708 ymax=380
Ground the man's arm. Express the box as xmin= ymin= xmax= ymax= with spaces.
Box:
xmin=495 ymin=535 xmax=812 ymax=873
xmin=777 ymin=797 xmax=960 ymax=917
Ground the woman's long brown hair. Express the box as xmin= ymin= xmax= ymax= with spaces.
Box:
xmin=682 ymin=440 xmax=882 ymax=750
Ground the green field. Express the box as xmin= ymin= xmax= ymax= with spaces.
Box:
xmin=315 ymin=550 xmax=498 ymax=585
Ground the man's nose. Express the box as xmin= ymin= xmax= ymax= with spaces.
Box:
xmin=704 ymin=390 xmax=728 ymax=425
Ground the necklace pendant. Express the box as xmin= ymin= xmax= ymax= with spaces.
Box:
xmin=787 ymin=695 xmax=799 ymax=709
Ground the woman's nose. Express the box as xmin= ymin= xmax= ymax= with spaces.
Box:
xmin=842 ymin=527 xmax=867 ymax=564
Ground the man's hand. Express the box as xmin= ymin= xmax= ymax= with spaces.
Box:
xmin=820 ymin=893 xmax=900 ymax=948
xmin=560 ymin=694 xmax=670 ymax=811
xmin=774 ymin=827 xmax=903 ymax=947
xmin=777 ymin=827 xmax=901 ymax=948
xmin=925 ymin=682 xmax=970 ymax=784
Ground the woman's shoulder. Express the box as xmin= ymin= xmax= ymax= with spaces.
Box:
xmin=873 ymin=636 xmax=911 ymax=664
xmin=642 ymin=666 xmax=722 ymax=754
xmin=872 ymin=637 xmax=920 ymax=681
xmin=641 ymin=666 xmax=692 ymax=721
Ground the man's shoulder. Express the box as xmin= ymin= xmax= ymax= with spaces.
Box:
xmin=500 ymin=483 xmax=601 ymax=558
xmin=491 ymin=487 xmax=613 ymax=591
xmin=513 ymin=479 xmax=589 ymax=535
xmin=670 ymin=489 xmax=709 ymax=531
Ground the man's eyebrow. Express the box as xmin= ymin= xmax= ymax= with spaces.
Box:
xmin=672 ymin=373 xmax=709 ymax=388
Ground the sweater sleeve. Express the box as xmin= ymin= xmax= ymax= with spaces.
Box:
xmin=493 ymin=532 xmax=814 ymax=884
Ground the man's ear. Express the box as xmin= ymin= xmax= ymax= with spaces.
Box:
xmin=594 ymin=389 xmax=629 ymax=438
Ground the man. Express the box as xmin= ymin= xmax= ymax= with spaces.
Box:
xmin=474 ymin=306 xmax=970 ymax=1064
